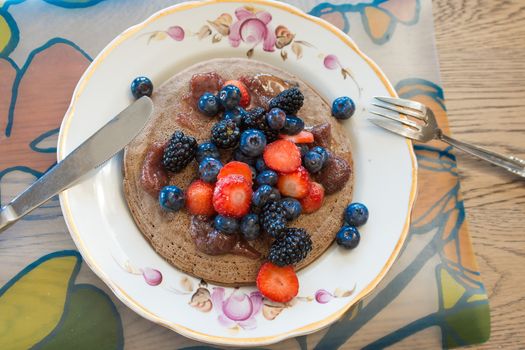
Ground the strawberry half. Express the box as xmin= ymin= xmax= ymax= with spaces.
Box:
xmin=186 ymin=180 xmax=216 ymax=216
xmin=223 ymin=80 xmax=251 ymax=108
xmin=263 ymin=140 xmax=301 ymax=174
xmin=213 ymin=175 xmax=252 ymax=218
xmin=256 ymin=262 xmax=299 ymax=303
xmin=277 ymin=166 xmax=310 ymax=199
xmin=217 ymin=161 xmax=253 ymax=184
xmin=299 ymin=181 xmax=325 ymax=213
xmin=279 ymin=131 xmax=314 ymax=144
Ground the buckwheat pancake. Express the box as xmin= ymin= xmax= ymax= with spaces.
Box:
xmin=123 ymin=58 xmax=353 ymax=285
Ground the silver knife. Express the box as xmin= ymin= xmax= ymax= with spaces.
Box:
xmin=0 ymin=96 xmax=154 ymax=233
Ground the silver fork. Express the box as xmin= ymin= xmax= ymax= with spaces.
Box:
xmin=369 ymin=96 xmax=525 ymax=178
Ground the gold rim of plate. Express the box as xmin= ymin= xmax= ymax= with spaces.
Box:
xmin=57 ymin=0 xmax=418 ymax=346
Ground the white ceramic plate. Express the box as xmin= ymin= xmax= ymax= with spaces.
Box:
xmin=58 ymin=0 xmax=417 ymax=347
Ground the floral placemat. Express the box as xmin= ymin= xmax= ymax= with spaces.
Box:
xmin=0 ymin=0 xmax=490 ymax=348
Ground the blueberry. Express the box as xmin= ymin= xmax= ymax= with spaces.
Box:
xmin=344 ymin=203 xmax=369 ymax=227
xmin=332 ymin=96 xmax=355 ymax=120
xmin=158 ymin=186 xmax=184 ymax=211
xmin=256 ymin=170 xmax=278 ymax=186
xmin=240 ymin=129 xmax=267 ymax=157
xmin=336 ymin=226 xmax=360 ymax=249
xmin=218 ymin=85 xmax=241 ymax=110
xmin=266 ymin=108 xmax=286 ymax=130
xmin=131 ymin=76 xmax=153 ymax=99
xmin=214 ymin=215 xmax=239 ymax=235
xmin=282 ymin=115 xmax=305 ymax=135
xmin=280 ymin=198 xmax=302 ymax=220
xmin=198 ymin=92 xmax=221 ymax=117
xmin=298 ymin=144 xmax=309 ymax=157
xmin=303 ymin=150 xmax=324 ymax=173
xmin=240 ymin=214 xmax=260 ymax=240
xmin=199 ymin=157 xmax=223 ymax=183
xmin=223 ymin=107 xmax=246 ymax=126
xmin=255 ymin=157 xmax=268 ymax=172
xmin=233 ymin=148 xmax=256 ymax=166
xmin=311 ymin=146 xmax=329 ymax=165
xmin=196 ymin=142 xmax=220 ymax=163
xmin=252 ymin=184 xmax=274 ymax=207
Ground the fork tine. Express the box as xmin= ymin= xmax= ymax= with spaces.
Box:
xmin=371 ymin=101 xmax=427 ymax=120
xmin=369 ymin=118 xmax=427 ymax=142
xmin=374 ymin=97 xmax=426 ymax=113
xmin=369 ymin=109 xmax=422 ymax=129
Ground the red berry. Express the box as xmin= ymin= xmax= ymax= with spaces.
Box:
xmin=279 ymin=131 xmax=314 ymax=144
xmin=186 ymin=180 xmax=216 ymax=216
xmin=263 ymin=140 xmax=301 ymax=173
xmin=217 ymin=161 xmax=253 ymax=184
xmin=299 ymin=182 xmax=325 ymax=213
xmin=256 ymin=262 xmax=299 ymax=303
xmin=223 ymin=80 xmax=250 ymax=108
xmin=277 ymin=166 xmax=310 ymax=199
xmin=213 ymin=175 xmax=252 ymax=218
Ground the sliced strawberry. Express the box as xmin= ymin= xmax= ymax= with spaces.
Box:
xmin=263 ymin=140 xmax=301 ymax=173
xmin=277 ymin=166 xmax=310 ymax=199
xmin=223 ymin=80 xmax=251 ymax=108
xmin=217 ymin=161 xmax=253 ymax=184
xmin=256 ymin=262 xmax=299 ymax=303
xmin=279 ymin=131 xmax=314 ymax=144
xmin=186 ymin=180 xmax=216 ymax=216
xmin=299 ymin=181 xmax=325 ymax=213
xmin=213 ymin=175 xmax=252 ymax=218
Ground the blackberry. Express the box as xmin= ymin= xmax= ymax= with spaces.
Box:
xmin=260 ymin=201 xmax=287 ymax=238
xmin=269 ymin=87 xmax=304 ymax=115
xmin=162 ymin=131 xmax=197 ymax=172
xmin=211 ymin=119 xmax=240 ymax=149
xmin=268 ymin=228 xmax=312 ymax=266
xmin=242 ymin=107 xmax=279 ymax=142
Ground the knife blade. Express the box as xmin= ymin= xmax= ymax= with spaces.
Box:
xmin=0 ymin=96 xmax=154 ymax=233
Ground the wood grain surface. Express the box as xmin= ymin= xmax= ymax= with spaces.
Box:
xmin=432 ymin=0 xmax=525 ymax=348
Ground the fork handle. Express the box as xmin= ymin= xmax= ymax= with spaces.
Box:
xmin=439 ymin=133 xmax=525 ymax=177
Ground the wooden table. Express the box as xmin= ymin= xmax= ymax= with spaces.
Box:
xmin=433 ymin=0 xmax=525 ymax=348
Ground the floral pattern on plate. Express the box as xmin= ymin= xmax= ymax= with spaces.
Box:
xmin=141 ymin=5 xmax=359 ymax=84
xmin=115 ymin=255 xmax=356 ymax=332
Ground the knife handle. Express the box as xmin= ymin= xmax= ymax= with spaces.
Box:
xmin=0 ymin=160 xmax=77 ymax=233
xmin=0 ymin=205 xmax=17 ymax=233
xmin=0 ymin=97 xmax=153 ymax=234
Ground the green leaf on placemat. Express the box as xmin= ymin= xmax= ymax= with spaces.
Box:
xmin=0 ymin=9 xmax=19 ymax=56
xmin=0 ymin=251 xmax=79 ymax=349
xmin=0 ymin=250 xmax=123 ymax=349
xmin=444 ymin=303 xmax=490 ymax=347
xmin=37 ymin=284 xmax=123 ymax=350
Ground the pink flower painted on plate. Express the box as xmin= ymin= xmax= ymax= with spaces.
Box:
xmin=324 ymin=54 xmax=341 ymax=70
xmin=323 ymin=54 xmax=360 ymax=92
xmin=315 ymin=289 xmax=334 ymax=304
xmin=229 ymin=7 xmax=276 ymax=52
xmin=211 ymin=287 xmax=263 ymax=329
xmin=167 ymin=26 xmax=185 ymax=41
xmin=142 ymin=267 xmax=163 ymax=286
